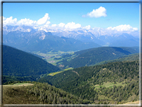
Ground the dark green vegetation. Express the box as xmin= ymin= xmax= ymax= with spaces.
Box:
xmin=3 ymin=45 xmax=60 ymax=83
xmin=56 ymin=47 xmax=139 ymax=68
xmin=39 ymin=60 xmax=139 ymax=104
xmin=2 ymin=76 xmax=37 ymax=85
xmin=27 ymin=82 xmax=90 ymax=104
xmin=113 ymin=53 xmax=139 ymax=61
xmin=3 ymin=82 xmax=90 ymax=104
xmin=94 ymin=53 xmax=139 ymax=65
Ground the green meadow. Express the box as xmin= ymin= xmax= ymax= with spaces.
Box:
xmin=94 ymin=81 xmax=126 ymax=89
xmin=47 ymin=67 xmax=73 ymax=76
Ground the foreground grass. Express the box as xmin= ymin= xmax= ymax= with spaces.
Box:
xmin=123 ymin=100 xmax=140 ymax=104
xmin=2 ymin=82 xmax=139 ymax=105
xmin=3 ymin=82 xmax=88 ymax=104
xmin=3 ymin=83 xmax=40 ymax=104
xmin=12 ymin=83 xmax=34 ymax=86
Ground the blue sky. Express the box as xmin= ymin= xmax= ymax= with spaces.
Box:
xmin=3 ymin=3 xmax=139 ymax=30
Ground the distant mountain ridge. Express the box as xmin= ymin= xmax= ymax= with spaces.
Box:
xmin=3 ymin=30 xmax=100 ymax=53
xmin=93 ymin=53 xmax=139 ymax=66
xmin=52 ymin=29 xmax=139 ymax=47
xmin=57 ymin=47 xmax=139 ymax=68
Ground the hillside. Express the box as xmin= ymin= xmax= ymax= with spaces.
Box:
xmin=39 ymin=60 xmax=139 ymax=104
xmin=3 ymin=45 xmax=60 ymax=83
xmin=94 ymin=53 xmax=139 ymax=65
xmin=3 ymin=82 xmax=90 ymax=104
xmin=56 ymin=47 xmax=139 ymax=68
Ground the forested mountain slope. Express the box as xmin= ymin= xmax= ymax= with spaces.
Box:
xmin=39 ymin=60 xmax=139 ymax=104
xmin=57 ymin=47 xmax=139 ymax=68
xmin=3 ymin=45 xmax=60 ymax=83
xmin=94 ymin=53 xmax=139 ymax=65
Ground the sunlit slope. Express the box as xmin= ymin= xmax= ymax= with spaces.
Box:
xmin=47 ymin=68 xmax=73 ymax=76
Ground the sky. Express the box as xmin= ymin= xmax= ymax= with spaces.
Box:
xmin=3 ymin=2 xmax=140 ymax=32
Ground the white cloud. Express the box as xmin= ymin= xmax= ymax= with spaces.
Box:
xmin=17 ymin=18 xmax=36 ymax=26
xmin=3 ymin=13 xmax=50 ymax=26
xmin=45 ymin=21 xmax=50 ymax=25
xmin=3 ymin=16 xmax=17 ymax=25
xmin=133 ymin=28 xmax=138 ymax=31
xmin=38 ymin=22 xmax=82 ymax=32
xmin=36 ymin=13 xmax=50 ymax=25
xmin=58 ymin=23 xmax=65 ymax=27
xmin=65 ymin=22 xmax=81 ymax=29
xmin=51 ymin=24 xmax=57 ymax=27
xmin=107 ymin=24 xmax=138 ymax=32
xmin=83 ymin=25 xmax=91 ymax=30
xmin=87 ymin=6 xmax=107 ymax=18
xmin=44 ymin=21 xmax=50 ymax=28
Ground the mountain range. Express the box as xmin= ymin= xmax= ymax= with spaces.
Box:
xmin=3 ymin=25 xmax=139 ymax=53
xmin=3 ymin=28 xmax=100 ymax=53
xmin=52 ymin=31 xmax=139 ymax=47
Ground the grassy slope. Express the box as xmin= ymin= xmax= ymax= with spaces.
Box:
xmin=47 ymin=67 xmax=73 ymax=76
xmin=3 ymin=82 xmax=89 ymax=104
xmin=123 ymin=100 xmax=139 ymax=104
xmin=94 ymin=81 xmax=126 ymax=89
xmin=3 ymin=83 xmax=39 ymax=104
xmin=12 ymin=83 xmax=34 ymax=86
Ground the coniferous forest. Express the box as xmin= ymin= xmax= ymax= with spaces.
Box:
xmin=38 ymin=60 xmax=139 ymax=104
xmin=2 ymin=45 xmax=140 ymax=105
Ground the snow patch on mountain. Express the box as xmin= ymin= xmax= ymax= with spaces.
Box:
xmin=39 ymin=32 xmax=46 ymax=40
